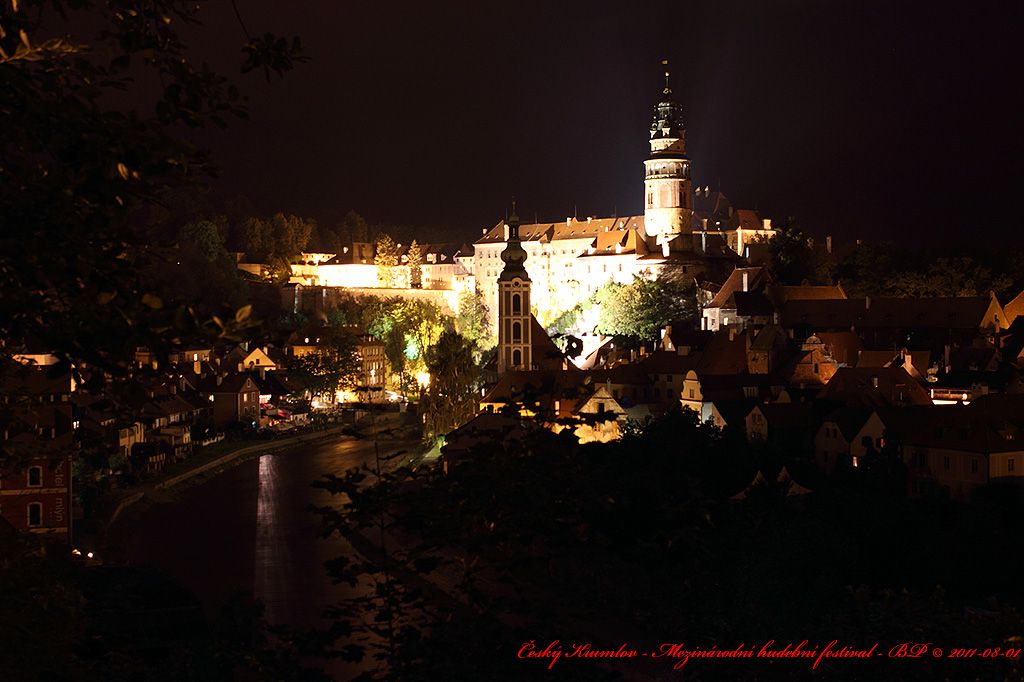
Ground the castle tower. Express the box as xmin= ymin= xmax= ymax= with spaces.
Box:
xmin=497 ymin=207 xmax=531 ymax=374
xmin=643 ymin=61 xmax=693 ymax=248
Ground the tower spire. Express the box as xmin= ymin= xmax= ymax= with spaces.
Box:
xmin=644 ymin=59 xmax=692 ymax=248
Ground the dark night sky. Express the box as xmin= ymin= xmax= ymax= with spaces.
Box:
xmin=186 ymin=0 xmax=1022 ymax=246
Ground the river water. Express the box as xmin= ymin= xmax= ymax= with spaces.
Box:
xmin=107 ymin=436 xmax=402 ymax=646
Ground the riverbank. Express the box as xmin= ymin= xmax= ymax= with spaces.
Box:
xmin=86 ymin=413 xmax=418 ymax=554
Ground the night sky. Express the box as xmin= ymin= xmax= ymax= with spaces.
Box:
xmin=187 ymin=0 xmax=1022 ymax=246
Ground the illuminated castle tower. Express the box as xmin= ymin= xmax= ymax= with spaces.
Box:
xmin=496 ymin=207 xmax=531 ymax=374
xmin=643 ymin=61 xmax=693 ymax=249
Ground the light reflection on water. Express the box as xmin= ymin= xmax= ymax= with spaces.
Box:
xmin=255 ymin=454 xmax=289 ymax=624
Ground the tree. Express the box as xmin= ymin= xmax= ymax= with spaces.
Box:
xmin=455 ymin=287 xmax=492 ymax=350
xmin=594 ymin=277 xmax=695 ymax=343
xmin=374 ymin=234 xmax=401 ymax=288
xmin=178 ymin=219 xmax=225 ymax=263
xmin=339 ymin=210 xmax=370 ymax=243
xmin=237 ymin=213 xmax=312 ymax=263
xmin=767 ymin=223 xmax=834 ymax=286
xmin=314 ymin=405 xmax=1024 ymax=679
xmin=835 ymin=242 xmax=904 ymax=297
xmin=361 ymin=297 xmax=447 ymax=394
xmin=421 ymin=331 xmax=480 ymax=442
xmin=271 ymin=212 xmax=313 ymax=260
xmin=289 ymin=328 xmax=360 ymax=400
xmin=888 ymin=257 xmax=1011 ymax=297
xmin=407 ymin=240 xmax=423 ymax=289
xmin=0 ymin=0 xmax=305 ymax=373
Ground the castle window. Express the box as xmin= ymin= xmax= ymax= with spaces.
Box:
xmin=28 ymin=503 xmax=42 ymax=527
xmin=512 ymin=293 xmax=521 ymax=314
xmin=512 ymin=322 xmax=521 ymax=342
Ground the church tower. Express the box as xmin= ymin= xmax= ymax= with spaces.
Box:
xmin=643 ymin=61 xmax=693 ymax=249
xmin=497 ymin=207 xmax=531 ymax=374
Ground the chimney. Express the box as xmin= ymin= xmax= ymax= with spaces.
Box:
xmin=662 ymin=242 xmax=670 ymax=258
xmin=566 ymin=217 xmax=573 ymax=226
xmin=865 ymin=296 xmax=871 ymax=310
xmin=872 ymin=376 xmax=879 ymax=388
xmin=762 ymin=218 xmax=772 ymax=230
xmin=944 ymin=344 xmax=951 ymax=373
xmin=482 ymin=227 xmax=488 ymax=236
xmin=742 ymin=272 xmax=749 ymax=292
xmin=826 ymin=235 xmax=833 ymax=254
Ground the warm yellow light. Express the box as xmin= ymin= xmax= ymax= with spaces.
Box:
xmin=416 ymin=371 xmax=431 ymax=388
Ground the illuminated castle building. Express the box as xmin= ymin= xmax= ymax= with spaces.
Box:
xmin=281 ymin=64 xmax=775 ymax=332
xmin=473 ymin=63 xmax=776 ymax=330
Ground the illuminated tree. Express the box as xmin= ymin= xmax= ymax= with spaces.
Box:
xmin=289 ymin=328 xmax=360 ymax=400
xmin=407 ymin=240 xmax=423 ymax=289
xmin=421 ymin=331 xmax=480 ymax=442
xmin=455 ymin=287 xmax=492 ymax=350
xmin=594 ymin=277 xmax=695 ymax=342
xmin=374 ymin=234 xmax=401 ymax=287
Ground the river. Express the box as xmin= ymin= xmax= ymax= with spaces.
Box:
xmin=105 ymin=434 xmax=412 ymax=675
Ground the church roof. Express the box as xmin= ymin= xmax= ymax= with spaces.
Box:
xmin=531 ymin=315 xmax=565 ymax=371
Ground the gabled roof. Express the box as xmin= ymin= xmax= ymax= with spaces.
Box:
xmin=692 ymin=189 xmax=732 ymax=221
xmin=476 ymin=217 xmax=638 ymax=246
xmin=694 ymin=330 xmax=749 ymax=374
xmin=814 ymin=331 xmax=862 ymax=366
xmin=734 ymin=208 xmax=762 ymax=230
xmin=706 ymin=267 xmax=771 ymax=310
xmin=1002 ymin=290 xmax=1024 ymax=325
xmin=821 ymin=407 xmax=874 ymax=440
xmin=882 ymin=402 xmax=1024 ymax=455
xmin=580 ymin=228 xmax=650 ymax=258
xmin=200 ymin=373 xmax=258 ymax=394
xmin=531 ymin=315 xmax=565 ymax=372
xmin=640 ymin=350 xmax=700 ymax=375
xmin=857 ymin=350 xmax=932 ymax=375
xmin=818 ymin=367 xmax=932 ymax=407
xmin=766 ymin=284 xmax=847 ymax=305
